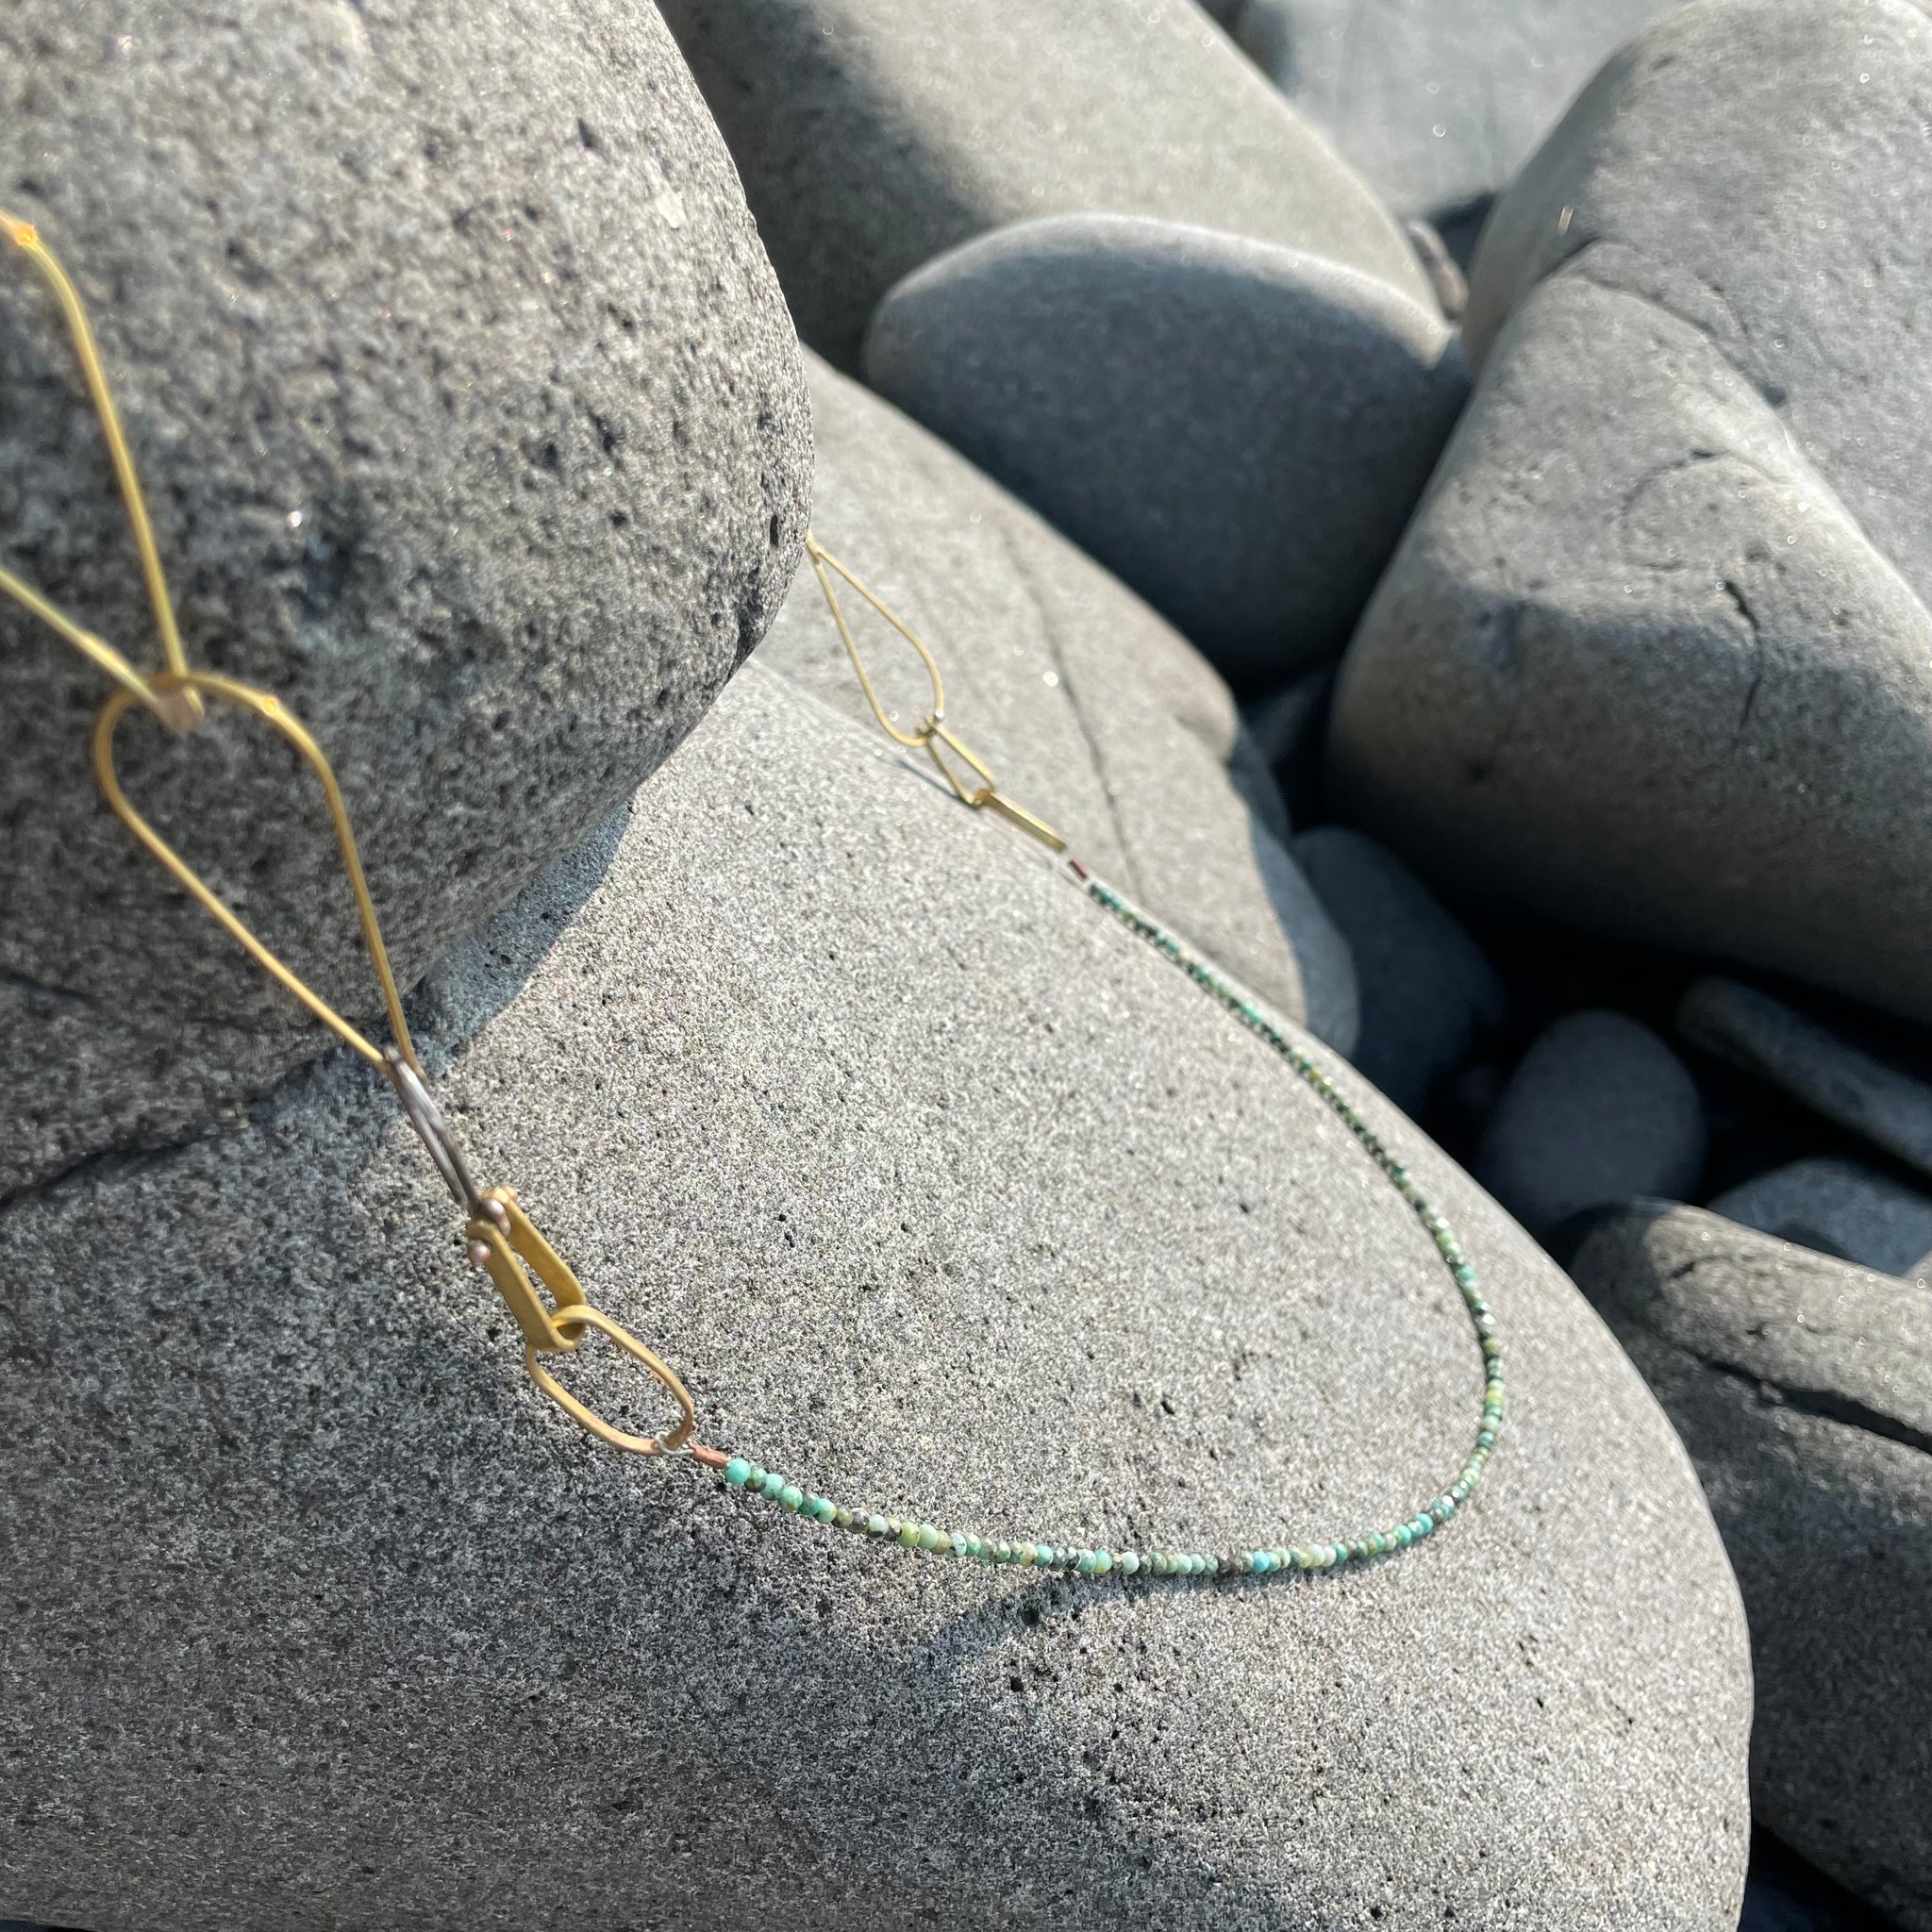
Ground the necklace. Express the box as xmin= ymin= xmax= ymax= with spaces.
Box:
xmin=2 ymin=214 xmax=1503 ymax=1583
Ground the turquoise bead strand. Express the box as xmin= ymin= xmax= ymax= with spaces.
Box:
xmin=707 ymin=859 xmax=1504 ymax=1581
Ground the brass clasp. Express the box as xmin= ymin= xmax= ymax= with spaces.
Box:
xmin=386 ymin=1054 xmax=698 ymax=1456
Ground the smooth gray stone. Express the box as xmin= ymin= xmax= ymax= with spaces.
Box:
xmin=1708 ymin=1158 xmax=1932 ymax=1279
xmin=1328 ymin=0 xmax=1932 ymax=1027
xmin=758 ymin=352 xmax=1358 ymax=1054
xmin=0 ymin=0 xmax=810 ymax=1198
xmin=1404 ymin=217 xmax=1469 ymax=320
xmin=657 ymin=0 xmax=1434 ymax=371
xmin=1292 ymin=826 xmax=1506 ymax=1117
xmin=1476 ymin=1011 xmax=1705 ymax=1237
xmin=0 ymin=665 xmax=1750 ymax=1930
xmin=863 ymin=214 xmax=1468 ymax=690
xmin=1680 ymin=978 xmax=1932 ymax=1183
xmin=1570 ymin=1206 xmax=1932 ymax=1930
xmin=1225 ymin=0 xmax=1685 ymax=222
xmin=1243 ymin=665 xmax=1336 ymax=828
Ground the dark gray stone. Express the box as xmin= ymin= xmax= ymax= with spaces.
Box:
xmin=758 ymin=352 xmax=1358 ymax=1052
xmin=863 ymin=213 xmax=1468 ymax=690
xmin=0 ymin=665 xmax=1751 ymax=1930
xmin=1225 ymin=0 xmax=1685 ymax=222
xmin=1570 ymin=1205 xmax=1932 ymax=1930
xmin=0 ymin=0 xmax=811 ymax=1200
xmin=1680 ymin=978 xmax=1932 ymax=1184
xmin=1243 ymin=665 xmax=1336 ymax=828
xmin=1291 ymin=826 xmax=1506 ymax=1116
xmin=657 ymin=0 xmax=1435 ymax=371
xmin=1708 ymin=1158 xmax=1932 ymax=1279
xmin=1404 ymin=217 xmax=1469 ymax=321
xmin=1476 ymin=1010 xmax=1705 ymax=1236
xmin=1327 ymin=0 xmax=1932 ymax=1027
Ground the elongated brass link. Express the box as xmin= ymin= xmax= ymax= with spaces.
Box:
xmin=805 ymin=530 xmax=1066 ymax=852
xmin=804 ymin=533 xmax=944 ymax=748
xmin=92 ymin=670 xmax=416 ymax=1072
xmin=2 ymin=209 xmax=200 ymax=729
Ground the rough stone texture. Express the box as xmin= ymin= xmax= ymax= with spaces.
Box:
xmin=1679 ymin=977 xmax=1932 ymax=1184
xmin=0 ymin=666 xmax=1751 ymax=1931
xmin=1476 ymin=1011 xmax=1705 ymax=1238
xmin=0 ymin=0 xmax=812 ymax=1200
xmin=1327 ymin=0 xmax=1932 ymax=1027
xmin=1569 ymin=1205 xmax=1932 ymax=1930
xmin=1224 ymin=0 xmax=1684 ymax=224
xmin=656 ymin=0 xmax=1434 ymax=371
xmin=1292 ymin=826 xmax=1506 ymax=1118
xmin=758 ymin=352 xmax=1358 ymax=1052
xmin=1708 ymin=1158 xmax=1932 ymax=1279
xmin=863 ymin=214 xmax=1466 ymax=691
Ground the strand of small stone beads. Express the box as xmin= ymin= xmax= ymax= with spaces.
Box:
xmin=708 ymin=863 xmax=1505 ymax=1579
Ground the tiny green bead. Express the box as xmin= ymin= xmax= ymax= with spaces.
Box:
xmin=1120 ymin=1552 xmax=1141 ymax=1575
xmin=758 ymin=1472 xmax=786 ymax=1499
xmin=897 ymin=1524 xmax=921 ymax=1548
xmin=916 ymin=1524 xmax=940 ymax=1551
xmin=1036 ymin=1545 xmax=1056 ymax=1567
xmin=724 ymin=1457 xmax=751 ymax=1488
xmin=779 ymin=1485 xmax=805 ymax=1512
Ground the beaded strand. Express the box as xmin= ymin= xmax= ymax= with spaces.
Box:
xmin=703 ymin=859 xmax=1505 ymax=1580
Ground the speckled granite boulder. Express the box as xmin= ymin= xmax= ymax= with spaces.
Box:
xmin=656 ymin=0 xmax=1433 ymax=369
xmin=1327 ymin=0 xmax=1932 ymax=1026
xmin=1569 ymin=1205 xmax=1932 ymax=1930
xmin=862 ymin=214 xmax=1467 ymax=690
xmin=758 ymin=352 xmax=1357 ymax=1050
xmin=0 ymin=0 xmax=811 ymax=1198
xmin=0 ymin=667 xmax=1750 ymax=1930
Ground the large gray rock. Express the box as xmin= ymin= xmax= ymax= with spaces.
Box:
xmin=862 ymin=214 xmax=1468 ymax=690
xmin=0 ymin=666 xmax=1751 ymax=1930
xmin=1708 ymin=1157 xmax=1932 ymax=1278
xmin=1327 ymin=0 xmax=1932 ymax=1027
xmin=656 ymin=0 xmax=1434 ymax=370
xmin=1224 ymin=0 xmax=1685 ymax=225
xmin=1293 ymin=825 xmax=1506 ymax=1117
xmin=758 ymin=352 xmax=1357 ymax=1051
xmin=1569 ymin=1206 xmax=1932 ymax=1930
xmin=0 ymin=0 xmax=811 ymax=1201
xmin=1680 ymin=977 xmax=1932 ymax=1184
xmin=1476 ymin=1011 xmax=1705 ymax=1237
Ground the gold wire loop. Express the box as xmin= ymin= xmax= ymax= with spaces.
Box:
xmin=804 ymin=530 xmax=1067 ymax=852
xmin=2 ymin=208 xmax=201 ymax=730
xmin=804 ymin=532 xmax=944 ymax=750
xmin=92 ymin=669 xmax=417 ymax=1072
xmin=524 ymin=1304 xmax=699 ymax=1457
